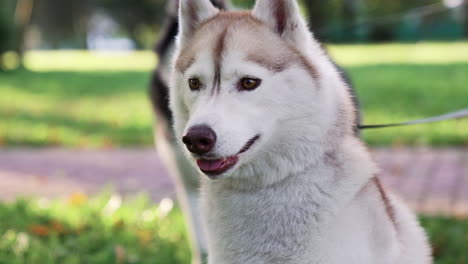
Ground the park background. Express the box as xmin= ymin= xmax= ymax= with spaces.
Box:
xmin=0 ymin=0 xmax=467 ymax=263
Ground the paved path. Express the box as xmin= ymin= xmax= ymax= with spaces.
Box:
xmin=0 ymin=147 xmax=467 ymax=216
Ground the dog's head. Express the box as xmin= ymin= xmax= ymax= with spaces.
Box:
xmin=170 ymin=0 xmax=355 ymax=183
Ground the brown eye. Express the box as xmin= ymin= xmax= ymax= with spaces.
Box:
xmin=188 ymin=78 xmax=201 ymax=91
xmin=240 ymin=77 xmax=261 ymax=91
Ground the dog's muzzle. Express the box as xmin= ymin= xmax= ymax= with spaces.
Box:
xmin=188 ymin=133 xmax=260 ymax=178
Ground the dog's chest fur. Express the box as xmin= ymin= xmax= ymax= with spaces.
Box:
xmin=200 ymin=141 xmax=400 ymax=264
xmin=203 ymin=174 xmax=322 ymax=263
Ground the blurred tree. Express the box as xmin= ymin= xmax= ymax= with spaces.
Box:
xmin=301 ymin=0 xmax=330 ymax=40
xmin=32 ymin=0 xmax=90 ymax=48
xmin=363 ymin=0 xmax=441 ymax=42
xmin=97 ymin=0 xmax=166 ymax=49
xmin=464 ymin=0 xmax=468 ymax=37
xmin=341 ymin=0 xmax=361 ymax=42
xmin=0 ymin=0 xmax=16 ymax=70
xmin=4 ymin=0 xmax=464 ymax=51
xmin=14 ymin=0 xmax=34 ymax=66
xmin=31 ymin=0 xmax=166 ymax=49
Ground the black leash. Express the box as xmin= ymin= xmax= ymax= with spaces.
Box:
xmin=358 ymin=108 xmax=468 ymax=130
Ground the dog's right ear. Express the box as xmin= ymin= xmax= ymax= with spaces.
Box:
xmin=178 ymin=0 xmax=219 ymax=44
xmin=252 ymin=0 xmax=309 ymax=45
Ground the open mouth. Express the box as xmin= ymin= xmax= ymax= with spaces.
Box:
xmin=196 ymin=135 xmax=260 ymax=177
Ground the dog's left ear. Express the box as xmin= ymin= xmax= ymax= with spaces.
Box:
xmin=252 ymin=0 xmax=309 ymax=44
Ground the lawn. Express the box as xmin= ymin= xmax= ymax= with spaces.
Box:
xmin=0 ymin=70 xmax=154 ymax=148
xmin=0 ymin=42 xmax=467 ymax=148
xmin=0 ymin=192 xmax=191 ymax=264
xmin=0 ymin=193 xmax=466 ymax=264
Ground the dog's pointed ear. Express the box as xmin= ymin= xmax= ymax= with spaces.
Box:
xmin=178 ymin=0 xmax=219 ymax=43
xmin=252 ymin=0 xmax=308 ymax=43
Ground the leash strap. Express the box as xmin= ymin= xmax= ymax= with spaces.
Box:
xmin=358 ymin=108 xmax=468 ymax=130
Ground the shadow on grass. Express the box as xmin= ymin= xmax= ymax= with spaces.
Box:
xmin=0 ymin=70 xmax=151 ymax=99
xmin=0 ymin=109 xmax=153 ymax=147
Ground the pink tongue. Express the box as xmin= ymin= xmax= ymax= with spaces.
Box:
xmin=197 ymin=159 xmax=224 ymax=172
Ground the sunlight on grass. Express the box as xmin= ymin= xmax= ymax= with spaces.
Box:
xmin=328 ymin=42 xmax=468 ymax=66
xmin=0 ymin=191 xmax=190 ymax=263
xmin=24 ymin=51 xmax=157 ymax=72
xmin=22 ymin=42 xmax=468 ymax=71
xmin=0 ymin=71 xmax=154 ymax=148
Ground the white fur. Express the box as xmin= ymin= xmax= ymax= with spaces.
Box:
xmin=154 ymin=123 xmax=208 ymax=264
xmin=169 ymin=0 xmax=433 ymax=263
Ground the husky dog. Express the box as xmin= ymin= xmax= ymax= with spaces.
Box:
xmin=160 ymin=0 xmax=432 ymax=263
xmin=151 ymin=2 xmax=361 ymax=263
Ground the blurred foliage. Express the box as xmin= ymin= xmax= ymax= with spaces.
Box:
xmin=30 ymin=0 xmax=166 ymax=49
xmin=218 ymin=0 xmax=467 ymax=42
xmin=0 ymin=1 xmax=16 ymax=54
xmin=0 ymin=191 xmax=190 ymax=263
xmin=94 ymin=0 xmax=167 ymax=49
xmin=306 ymin=0 xmax=459 ymax=42
xmin=0 ymin=0 xmax=17 ymax=70
xmin=32 ymin=0 xmax=92 ymax=49
xmin=1 ymin=0 xmax=468 ymax=54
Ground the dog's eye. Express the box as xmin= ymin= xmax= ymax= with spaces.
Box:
xmin=239 ymin=77 xmax=261 ymax=91
xmin=188 ymin=78 xmax=201 ymax=91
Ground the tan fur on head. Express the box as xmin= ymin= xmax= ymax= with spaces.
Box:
xmin=176 ymin=11 xmax=318 ymax=83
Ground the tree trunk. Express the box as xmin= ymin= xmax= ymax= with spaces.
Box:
xmin=14 ymin=0 xmax=34 ymax=68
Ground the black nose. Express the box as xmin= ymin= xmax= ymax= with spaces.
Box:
xmin=182 ymin=125 xmax=217 ymax=155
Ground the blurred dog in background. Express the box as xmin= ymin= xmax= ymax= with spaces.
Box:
xmin=149 ymin=2 xmax=229 ymax=262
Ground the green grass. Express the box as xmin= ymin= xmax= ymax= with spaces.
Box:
xmin=0 ymin=70 xmax=154 ymax=148
xmin=421 ymin=216 xmax=468 ymax=264
xmin=351 ymin=63 xmax=468 ymax=146
xmin=0 ymin=193 xmax=466 ymax=263
xmin=0 ymin=42 xmax=467 ymax=148
xmin=24 ymin=51 xmax=157 ymax=72
xmin=329 ymin=42 xmax=468 ymax=66
xmin=0 ymin=192 xmax=190 ymax=264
